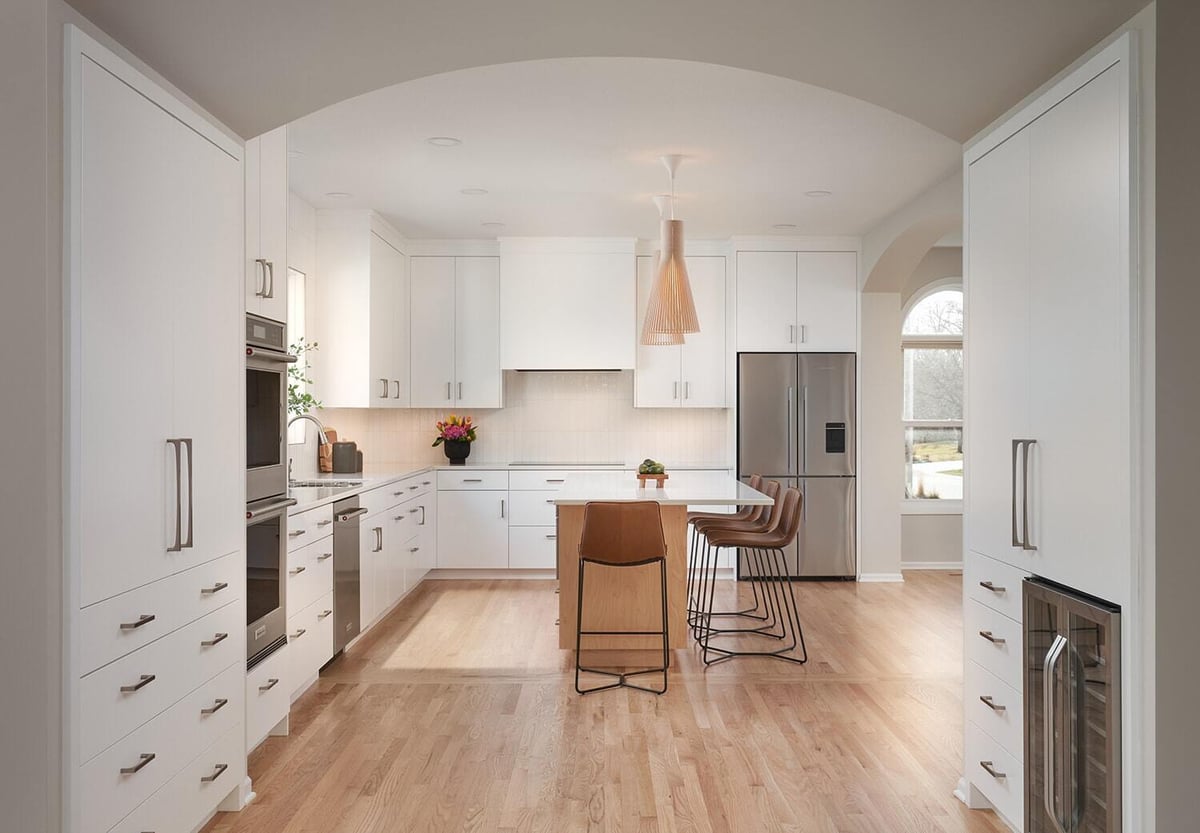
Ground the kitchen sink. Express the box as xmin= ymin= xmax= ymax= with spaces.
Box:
xmin=289 ymin=479 xmax=361 ymax=488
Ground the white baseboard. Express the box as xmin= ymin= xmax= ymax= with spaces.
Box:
xmin=426 ymin=568 xmax=556 ymax=580
xmin=901 ymin=561 xmax=964 ymax=571
xmin=857 ymin=572 xmax=905 ymax=583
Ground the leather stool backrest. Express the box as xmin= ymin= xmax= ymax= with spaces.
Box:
xmin=579 ymin=500 xmax=667 ymax=565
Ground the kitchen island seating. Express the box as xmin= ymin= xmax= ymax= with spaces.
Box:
xmin=697 ymin=486 xmax=809 ymax=666
xmin=575 ymin=501 xmax=670 ymax=695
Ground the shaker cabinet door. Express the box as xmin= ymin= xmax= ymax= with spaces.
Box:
xmin=454 ymin=257 xmax=503 ymax=408
xmin=409 ymin=257 xmax=457 ymax=407
xmin=735 ymin=251 xmax=796 ymax=351
xmin=680 ymin=255 xmax=727 ymax=407
xmin=634 ymin=255 xmax=683 ymax=407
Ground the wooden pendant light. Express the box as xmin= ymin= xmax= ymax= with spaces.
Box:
xmin=640 ymin=156 xmax=700 ymax=346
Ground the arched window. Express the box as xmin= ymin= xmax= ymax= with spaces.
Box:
xmin=902 ymin=285 xmax=963 ymax=501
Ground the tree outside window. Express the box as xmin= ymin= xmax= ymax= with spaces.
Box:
xmin=902 ymin=287 xmax=963 ymax=500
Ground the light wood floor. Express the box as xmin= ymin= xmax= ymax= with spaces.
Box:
xmin=204 ymin=573 xmax=1008 ymax=833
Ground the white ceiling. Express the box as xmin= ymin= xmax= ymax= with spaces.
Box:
xmin=67 ymin=0 xmax=1150 ymax=143
xmin=288 ymin=58 xmax=962 ymax=239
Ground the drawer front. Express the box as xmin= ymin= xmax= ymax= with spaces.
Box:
xmin=360 ymin=472 xmax=435 ymax=518
xmin=965 ymin=551 xmax=1027 ymax=622
xmin=80 ymin=600 xmax=241 ymax=763
xmin=80 ymin=664 xmax=242 ymax=833
xmin=509 ymin=490 xmax=558 ymax=526
xmin=246 ymin=643 xmax=290 ymax=750
xmin=287 ymin=537 xmax=334 ymax=615
xmin=965 ymin=722 xmax=1024 ymax=827
xmin=385 ymin=492 xmax=426 ymax=546
xmin=437 ymin=469 xmax=509 ymax=490
xmin=509 ymin=526 xmax=557 ymax=569
xmin=965 ymin=660 xmax=1023 ymax=761
xmin=965 ymin=599 xmax=1023 ymax=691
xmin=509 ymin=470 xmax=572 ymax=491
xmin=287 ymin=505 xmax=334 ymax=551
xmin=288 ymin=592 xmax=335 ymax=697
xmin=80 ymin=551 xmax=242 ymax=676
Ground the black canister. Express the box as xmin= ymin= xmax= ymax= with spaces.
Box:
xmin=332 ymin=441 xmax=359 ymax=473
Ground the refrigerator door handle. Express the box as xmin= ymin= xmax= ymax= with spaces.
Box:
xmin=1043 ymin=633 xmax=1069 ymax=833
xmin=801 ymin=386 xmax=808 ymax=473
xmin=786 ymin=387 xmax=794 ymax=474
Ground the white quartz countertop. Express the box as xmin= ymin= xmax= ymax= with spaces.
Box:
xmin=287 ymin=465 xmax=434 ymax=513
xmin=552 ymin=471 xmax=772 ymax=506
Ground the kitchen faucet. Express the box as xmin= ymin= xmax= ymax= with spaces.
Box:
xmin=287 ymin=413 xmax=330 ymax=445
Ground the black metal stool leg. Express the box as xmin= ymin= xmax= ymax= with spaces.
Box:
xmin=575 ymin=557 xmax=669 ymax=695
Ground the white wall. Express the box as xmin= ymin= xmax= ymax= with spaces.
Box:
xmin=901 ymin=514 xmax=963 ymax=569
xmin=857 ymin=293 xmax=904 ymax=580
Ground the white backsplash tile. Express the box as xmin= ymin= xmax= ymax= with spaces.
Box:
xmin=309 ymin=371 xmax=731 ymax=471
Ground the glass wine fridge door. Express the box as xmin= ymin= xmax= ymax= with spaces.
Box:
xmin=1024 ymin=579 xmax=1121 ymax=833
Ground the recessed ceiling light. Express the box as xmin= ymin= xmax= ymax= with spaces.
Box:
xmin=481 ymin=221 xmax=506 ymax=229
xmin=772 ymin=223 xmax=798 ymax=230
xmin=460 ymin=188 xmax=488 ymax=196
xmin=805 ymin=189 xmax=833 ymax=198
xmin=427 ymin=136 xmax=462 ymax=147
xmin=324 ymin=191 xmax=353 ymax=199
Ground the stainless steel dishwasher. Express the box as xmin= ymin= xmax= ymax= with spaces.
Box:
xmin=333 ymin=497 xmax=368 ymax=653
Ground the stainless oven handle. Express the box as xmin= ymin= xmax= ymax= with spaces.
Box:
xmin=246 ymin=497 xmax=298 ymax=521
xmin=167 ymin=439 xmax=183 ymax=552
xmin=245 ymin=345 xmax=298 ymax=364
xmin=1044 ymin=634 xmax=1069 ymax=833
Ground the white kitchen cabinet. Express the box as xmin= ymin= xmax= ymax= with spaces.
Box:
xmin=245 ymin=126 xmax=288 ymax=323
xmin=635 ymin=255 xmax=727 ymax=408
xmin=410 ymin=256 xmax=502 ymax=408
xmin=499 ymin=240 xmax=637 ymax=370
xmin=359 ymin=510 xmax=384 ymax=628
xmin=437 ymin=487 xmax=510 ymax=569
xmin=735 ymin=250 xmax=858 ymax=352
xmin=314 ymin=211 xmax=409 ymax=407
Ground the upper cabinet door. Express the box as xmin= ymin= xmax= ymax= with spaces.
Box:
xmin=680 ymin=256 xmax=727 ymax=407
xmin=454 ymin=257 xmax=503 ymax=408
xmin=1025 ymin=66 xmax=1128 ymax=601
xmin=736 ymin=251 xmax=797 ymax=351
xmin=794 ymin=251 xmax=857 ymax=351
xmin=634 ymin=255 xmax=683 ymax=407
xmin=964 ymin=130 xmax=1032 ymax=566
xmin=245 ymin=127 xmax=287 ymax=323
xmin=368 ymin=233 xmax=400 ymax=406
xmin=409 ymin=257 xmax=457 ymax=408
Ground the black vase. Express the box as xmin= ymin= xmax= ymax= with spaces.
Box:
xmin=443 ymin=440 xmax=471 ymax=465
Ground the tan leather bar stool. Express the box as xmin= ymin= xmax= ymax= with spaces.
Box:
xmin=690 ymin=479 xmax=781 ymax=638
xmin=699 ymin=487 xmax=808 ymax=666
xmin=575 ymin=500 xmax=670 ymax=695
xmin=686 ymin=474 xmax=762 ymax=624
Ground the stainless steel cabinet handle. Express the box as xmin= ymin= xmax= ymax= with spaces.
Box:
xmin=393 ymin=514 xmax=406 ymax=521
xmin=393 ymin=490 xmax=404 ymax=497
xmin=120 ymin=614 xmax=156 ymax=631
xmin=259 ymin=678 xmax=279 ymax=692
xmin=167 ymin=439 xmax=183 ymax=553
xmin=289 ymin=566 xmax=306 ymax=576
xmin=685 ymin=381 xmax=691 ymax=399
xmin=290 ymin=628 xmax=306 ymax=640
xmin=120 ymin=753 xmax=156 ymax=775
xmin=201 ymin=632 xmax=228 ymax=648
xmin=457 ymin=381 xmax=463 ymax=400
xmin=419 ymin=505 xmax=426 ymax=525
xmin=120 ymin=674 xmax=156 ymax=693
xmin=799 ymin=324 xmax=807 ymax=344
xmin=673 ymin=381 xmax=678 ymax=400
xmin=422 ymin=480 xmax=431 ymax=486
xmin=500 ymin=499 xmax=506 ymax=519
xmin=380 ymin=378 xmax=390 ymax=399
xmin=446 ymin=381 xmax=452 ymax=400
xmin=200 ymin=698 xmax=228 ymax=716
xmin=545 ymin=499 xmax=555 ymax=504
xmin=1011 ymin=439 xmax=1021 ymax=547
xmin=181 ymin=439 xmax=194 ymax=550
xmin=200 ymin=763 xmax=229 ymax=783
xmin=392 ymin=380 xmax=401 ymax=399
xmin=979 ymin=760 xmax=1006 ymax=780
xmin=409 ymin=508 xmax=420 ymax=514
xmin=978 ymin=630 xmax=1006 ymax=645
xmin=1021 ymin=439 xmax=1037 ymax=551
xmin=978 ymin=580 xmax=1005 ymax=594
xmin=409 ymin=484 xmax=419 ymax=491
xmin=373 ymin=527 xmax=383 ymax=552
xmin=318 ymin=609 xmax=333 ymax=620
xmin=788 ymin=324 xmax=796 ymax=344
xmin=463 ymin=478 xmax=483 ymax=483
xmin=288 ymin=529 xmax=307 ymax=538
xmin=545 ymin=479 xmax=565 ymax=483
xmin=255 ymin=258 xmax=269 ymax=298
xmin=264 ymin=260 xmax=275 ymax=299
xmin=1043 ymin=634 xmax=1069 ymax=833
xmin=545 ymin=534 xmax=557 ymax=540
xmin=317 ymin=552 xmax=333 ymax=561
xmin=410 ymin=547 xmax=419 ymax=553
xmin=317 ymin=519 xmax=333 ymax=528
xmin=201 ymin=582 xmax=228 ymax=595
xmin=978 ymin=695 xmax=1006 ymax=712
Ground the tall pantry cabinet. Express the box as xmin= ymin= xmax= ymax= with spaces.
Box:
xmin=65 ymin=28 xmax=247 ymax=833
xmin=962 ymin=35 xmax=1137 ymax=829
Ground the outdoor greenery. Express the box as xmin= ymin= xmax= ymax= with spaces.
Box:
xmin=287 ymin=339 xmax=322 ymax=417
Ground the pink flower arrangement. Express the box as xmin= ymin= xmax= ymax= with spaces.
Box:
xmin=432 ymin=414 xmax=477 ymax=446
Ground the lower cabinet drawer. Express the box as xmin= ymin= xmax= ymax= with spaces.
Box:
xmin=288 ymin=592 xmax=335 ymax=699
xmin=246 ymin=643 xmax=290 ymax=750
xmin=965 ymin=660 xmax=1023 ymax=761
xmin=80 ymin=663 xmax=242 ymax=833
xmin=509 ymin=526 xmax=558 ymax=569
xmin=964 ymin=599 xmax=1023 ymax=691
xmin=109 ymin=721 xmax=245 ymax=833
xmin=964 ymin=551 xmax=1027 ymax=623
xmin=287 ymin=537 xmax=335 ymax=615
xmin=508 ymin=490 xmax=557 ymax=526
xmin=80 ymin=600 xmax=242 ymax=763
xmin=965 ymin=722 xmax=1024 ymax=827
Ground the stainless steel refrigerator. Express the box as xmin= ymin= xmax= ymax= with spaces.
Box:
xmin=737 ymin=352 xmax=856 ymax=579
xmin=1024 ymin=579 xmax=1121 ymax=833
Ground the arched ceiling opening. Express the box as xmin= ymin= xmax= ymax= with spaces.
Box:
xmin=66 ymin=0 xmax=1150 ymax=142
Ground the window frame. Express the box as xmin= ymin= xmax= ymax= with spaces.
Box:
xmin=901 ymin=282 xmax=963 ymax=513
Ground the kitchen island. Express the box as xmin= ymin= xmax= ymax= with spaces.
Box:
xmin=553 ymin=471 xmax=773 ymax=659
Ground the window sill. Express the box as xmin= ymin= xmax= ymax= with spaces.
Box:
xmin=900 ymin=499 xmax=962 ymax=516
